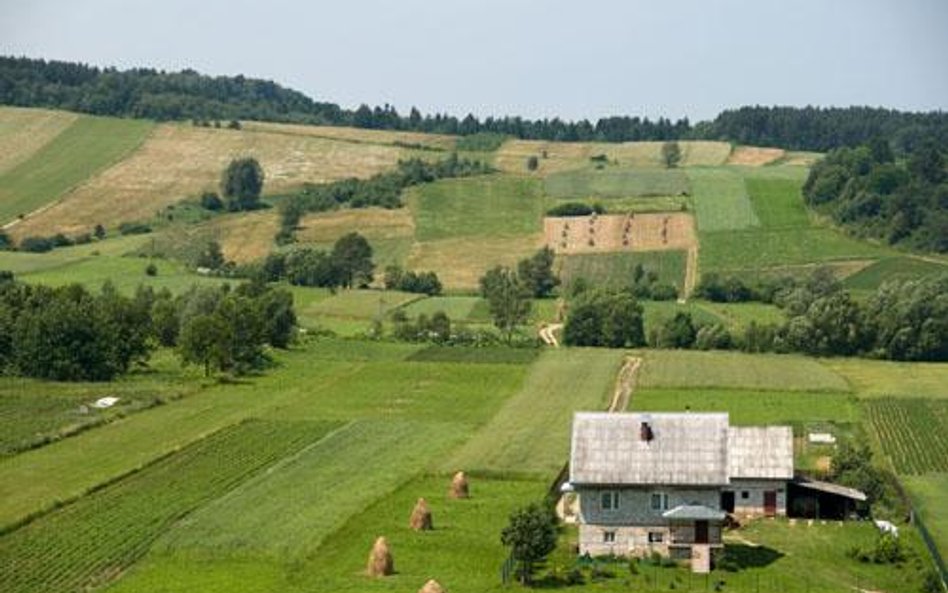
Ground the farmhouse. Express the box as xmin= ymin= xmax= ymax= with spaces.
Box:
xmin=564 ymin=412 xmax=793 ymax=572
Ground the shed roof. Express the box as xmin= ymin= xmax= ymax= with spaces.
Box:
xmin=793 ymin=478 xmax=868 ymax=502
xmin=570 ymin=412 xmax=730 ymax=486
xmin=728 ymin=426 xmax=794 ymax=479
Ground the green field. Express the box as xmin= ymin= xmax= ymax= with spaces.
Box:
xmin=904 ymin=474 xmax=948 ymax=556
xmin=447 ymin=348 xmax=622 ymax=476
xmin=0 ymin=419 xmax=335 ymax=593
xmin=0 ymin=116 xmax=153 ymax=225
xmin=842 ymin=255 xmax=948 ymax=290
xmin=408 ymin=175 xmax=543 ymax=241
xmin=544 ymin=168 xmax=690 ymax=199
xmin=558 ymin=250 xmax=686 ymax=291
xmin=822 ymin=358 xmax=948 ymax=398
xmin=864 ymin=398 xmax=948 ymax=474
xmin=745 ymin=177 xmax=811 ymax=229
xmin=638 ymin=349 xmax=850 ymax=392
xmin=631 ymin=388 xmax=856 ymax=426
xmin=687 ymin=167 xmax=760 ymax=231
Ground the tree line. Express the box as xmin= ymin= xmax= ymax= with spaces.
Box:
xmin=5 ymin=56 xmax=946 ymax=151
xmin=0 ymin=272 xmax=296 ymax=381
xmin=803 ymin=140 xmax=947 ymax=252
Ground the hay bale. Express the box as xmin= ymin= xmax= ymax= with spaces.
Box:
xmin=418 ymin=579 xmax=446 ymax=593
xmin=449 ymin=471 xmax=469 ymax=499
xmin=409 ymin=497 xmax=433 ymax=531
xmin=366 ymin=536 xmax=393 ymax=577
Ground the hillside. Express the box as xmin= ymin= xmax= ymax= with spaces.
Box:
xmin=1 ymin=104 xmax=947 ymax=593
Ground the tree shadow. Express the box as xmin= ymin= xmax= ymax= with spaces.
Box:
xmin=723 ymin=543 xmax=784 ymax=568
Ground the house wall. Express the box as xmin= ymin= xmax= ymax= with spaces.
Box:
xmin=576 ymin=486 xmax=721 ymax=556
xmin=726 ymin=479 xmax=787 ymax=518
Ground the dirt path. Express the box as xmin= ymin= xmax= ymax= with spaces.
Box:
xmin=538 ymin=323 xmax=563 ymax=347
xmin=679 ymin=246 xmax=698 ymax=303
xmin=607 ymin=357 xmax=641 ymax=412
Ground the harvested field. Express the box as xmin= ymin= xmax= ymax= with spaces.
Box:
xmin=408 ymin=234 xmax=543 ymax=290
xmin=199 ymin=210 xmax=281 ymax=263
xmin=298 ymin=207 xmax=414 ymax=244
xmin=0 ymin=106 xmax=79 ymax=174
xmin=12 ymin=123 xmax=408 ymax=237
xmin=241 ymin=121 xmax=457 ymax=151
xmin=727 ymin=145 xmax=786 ymax=166
xmin=494 ymin=140 xmax=731 ymax=175
xmin=544 ymin=212 xmax=696 ymax=254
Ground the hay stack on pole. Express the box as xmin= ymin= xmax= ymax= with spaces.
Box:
xmin=366 ymin=536 xmax=393 ymax=577
xmin=409 ymin=497 xmax=433 ymax=531
xmin=449 ymin=471 xmax=469 ymax=499
xmin=418 ymin=579 xmax=446 ymax=593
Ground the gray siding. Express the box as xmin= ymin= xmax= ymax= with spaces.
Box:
xmin=727 ymin=479 xmax=787 ymax=517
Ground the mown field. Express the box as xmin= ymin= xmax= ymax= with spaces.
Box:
xmin=0 ymin=113 xmax=153 ymax=226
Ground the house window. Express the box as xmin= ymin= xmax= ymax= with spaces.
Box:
xmin=601 ymin=491 xmax=620 ymax=511
xmin=648 ymin=531 xmax=664 ymax=543
xmin=650 ymin=492 xmax=668 ymax=510
xmin=741 ymin=491 xmax=750 ymax=499
xmin=603 ymin=531 xmax=616 ymax=543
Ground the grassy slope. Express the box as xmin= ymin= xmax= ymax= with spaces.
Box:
xmin=903 ymin=473 xmax=948 ymax=554
xmin=0 ymin=116 xmax=153 ymax=226
xmin=822 ymin=358 xmax=948 ymax=399
xmin=558 ymin=250 xmax=686 ymax=291
xmin=446 ymin=348 xmax=623 ymax=476
xmin=0 ymin=107 xmax=79 ymax=174
xmin=687 ymin=167 xmax=759 ymax=231
xmin=544 ymin=168 xmax=690 ymax=199
xmin=842 ymin=256 xmax=948 ymax=290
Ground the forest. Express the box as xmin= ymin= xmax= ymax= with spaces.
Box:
xmin=3 ymin=56 xmax=947 ymax=151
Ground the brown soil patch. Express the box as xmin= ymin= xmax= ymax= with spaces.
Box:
xmin=242 ymin=121 xmax=457 ymax=151
xmin=727 ymin=146 xmax=786 ymax=166
xmin=12 ymin=123 xmax=408 ymax=238
xmin=0 ymin=107 xmax=79 ymax=174
xmin=543 ymin=213 xmax=697 ymax=255
xmin=407 ymin=234 xmax=543 ymax=290
xmin=297 ymin=207 xmax=415 ymax=244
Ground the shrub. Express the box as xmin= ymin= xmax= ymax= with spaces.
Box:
xmin=200 ymin=191 xmax=224 ymax=211
xmin=547 ymin=202 xmax=604 ymax=217
xmin=526 ymin=155 xmax=539 ymax=171
xmin=19 ymin=236 xmax=55 ymax=253
xmin=145 ymin=263 xmax=158 ymax=276
xmin=118 ymin=222 xmax=152 ymax=235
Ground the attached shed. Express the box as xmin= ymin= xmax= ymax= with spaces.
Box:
xmin=788 ymin=477 xmax=868 ymax=520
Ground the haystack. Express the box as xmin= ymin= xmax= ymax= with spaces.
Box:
xmin=418 ymin=579 xmax=446 ymax=593
xmin=409 ymin=497 xmax=433 ymax=531
xmin=449 ymin=471 xmax=469 ymax=499
xmin=366 ymin=536 xmax=393 ymax=577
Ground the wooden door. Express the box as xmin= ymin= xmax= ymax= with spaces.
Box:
xmin=764 ymin=491 xmax=777 ymax=517
xmin=694 ymin=520 xmax=709 ymax=544
xmin=720 ymin=491 xmax=735 ymax=513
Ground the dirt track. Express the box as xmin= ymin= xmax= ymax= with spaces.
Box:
xmin=608 ymin=357 xmax=641 ymax=412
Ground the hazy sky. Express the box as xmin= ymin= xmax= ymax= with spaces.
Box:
xmin=2 ymin=0 xmax=946 ymax=122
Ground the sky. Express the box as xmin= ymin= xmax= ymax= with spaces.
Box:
xmin=2 ymin=0 xmax=947 ymax=122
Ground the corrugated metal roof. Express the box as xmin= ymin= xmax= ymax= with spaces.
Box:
xmin=570 ymin=412 xmax=730 ymax=486
xmin=728 ymin=426 xmax=794 ymax=479
xmin=663 ymin=504 xmax=727 ymax=521
xmin=793 ymin=478 xmax=867 ymax=501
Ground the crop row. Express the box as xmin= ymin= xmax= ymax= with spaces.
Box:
xmin=0 ymin=418 xmax=335 ymax=593
xmin=865 ymin=398 xmax=948 ymax=475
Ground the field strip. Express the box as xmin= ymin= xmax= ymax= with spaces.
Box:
xmin=682 ymin=245 xmax=698 ymax=300
xmin=0 ymin=419 xmax=336 ymax=593
xmin=444 ymin=349 xmax=623 ymax=476
xmin=0 ymin=359 xmax=366 ymax=531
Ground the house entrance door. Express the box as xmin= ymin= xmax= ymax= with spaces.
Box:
xmin=720 ymin=491 xmax=735 ymax=513
xmin=694 ymin=520 xmax=709 ymax=544
xmin=764 ymin=491 xmax=777 ymax=517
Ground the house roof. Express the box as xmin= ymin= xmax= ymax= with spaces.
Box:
xmin=728 ymin=426 xmax=794 ymax=479
xmin=569 ymin=412 xmax=794 ymax=486
xmin=663 ymin=504 xmax=727 ymax=521
xmin=570 ymin=412 xmax=731 ymax=486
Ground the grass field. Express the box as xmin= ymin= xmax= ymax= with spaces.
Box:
xmin=558 ymin=250 xmax=686 ymax=291
xmin=408 ymin=175 xmax=543 ymax=241
xmin=631 ymin=388 xmax=856 ymax=426
xmin=904 ymin=473 xmax=948 ymax=555
xmin=842 ymin=255 xmax=948 ymax=290
xmin=447 ymin=348 xmax=622 ymax=476
xmin=0 ymin=106 xmax=79 ymax=174
xmin=11 ymin=122 xmax=413 ymax=238
xmin=687 ymin=167 xmax=760 ymax=231
xmin=543 ymin=168 xmax=690 ymax=199
xmin=399 ymin=295 xmax=482 ymax=319
xmin=695 ymin=300 xmax=786 ymax=330
xmin=0 ymin=115 xmax=153 ymax=227
xmin=745 ymin=177 xmax=811 ymax=229
xmin=406 ymin=234 xmax=543 ymax=290
xmin=821 ymin=358 xmax=948 ymax=398
xmin=638 ymin=350 xmax=850 ymax=392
